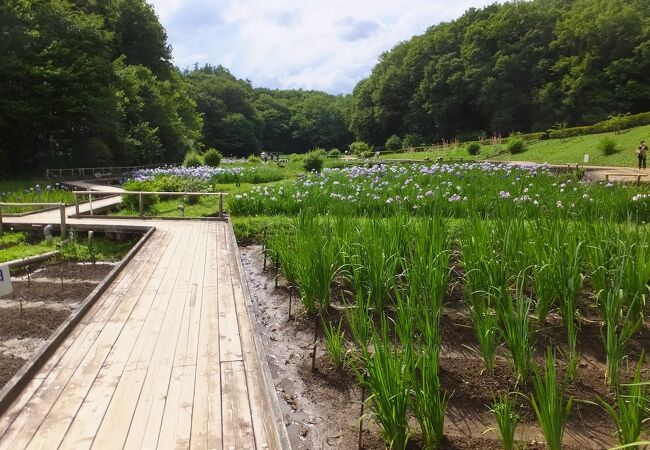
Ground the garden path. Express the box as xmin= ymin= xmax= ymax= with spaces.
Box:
xmin=0 ymin=191 xmax=289 ymax=449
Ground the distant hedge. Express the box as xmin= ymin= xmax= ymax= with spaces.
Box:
xmin=546 ymin=112 xmax=650 ymax=140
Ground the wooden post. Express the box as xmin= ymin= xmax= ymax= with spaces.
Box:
xmin=139 ymin=192 xmax=144 ymax=218
xmin=219 ymin=193 xmax=223 ymax=218
xmin=0 ymin=205 xmax=3 ymax=237
xmin=59 ymin=203 xmax=67 ymax=237
xmin=88 ymin=194 xmax=94 ymax=215
xmin=74 ymin=192 xmax=80 ymax=215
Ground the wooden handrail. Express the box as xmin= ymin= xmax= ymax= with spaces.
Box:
xmin=72 ymin=191 xmax=228 ymax=218
xmin=0 ymin=203 xmax=67 ymax=236
xmin=72 ymin=191 xmax=228 ymax=196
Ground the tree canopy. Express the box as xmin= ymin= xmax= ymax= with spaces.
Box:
xmin=1 ymin=0 xmax=649 ymax=174
xmin=349 ymin=0 xmax=650 ymax=146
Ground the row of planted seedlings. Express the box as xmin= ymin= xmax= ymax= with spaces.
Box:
xmin=265 ymin=212 xmax=649 ymax=449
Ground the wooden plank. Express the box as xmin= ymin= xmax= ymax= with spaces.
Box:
xmin=57 ymin=291 xmax=159 ymax=449
xmin=88 ymin=367 xmax=146 ymax=448
xmin=173 ymin=224 xmax=207 ymax=369
xmin=220 ymin=361 xmax=254 ymax=449
xmin=156 ymin=365 xmax=196 ymax=450
xmin=226 ymin=225 xmax=282 ymax=449
xmin=123 ymin=223 xmax=202 ymax=449
xmin=24 ymin=232 xmax=172 ymax=448
xmin=25 ymin=229 xmax=171 ymax=449
xmin=189 ymin=285 xmax=221 ymax=450
xmin=156 ymin=223 xmax=209 ymax=448
xmin=0 ymin=230 xmax=166 ymax=448
xmin=190 ymin=221 xmax=221 ymax=449
xmin=218 ymin=223 xmax=243 ymax=363
xmin=91 ymin=228 xmax=193 ymax=449
xmin=203 ymin=222 xmax=219 ymax=288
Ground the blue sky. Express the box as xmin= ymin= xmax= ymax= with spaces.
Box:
xmin=148 ymin=0 xmax=494 ymax=94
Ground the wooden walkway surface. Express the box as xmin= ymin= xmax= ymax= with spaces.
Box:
xmin=0 ymin=214 xmax=288 ymax=449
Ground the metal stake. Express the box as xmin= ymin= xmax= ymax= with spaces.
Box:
xmin=358 ymin=377 xmax=366 ymax=450
xmin=288 ymin=287 xmax=292 ymax=320
xmin=311 ymin=317 xmax=319 ymax=371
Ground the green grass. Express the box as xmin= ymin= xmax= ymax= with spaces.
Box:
xmin=59 ymin=236 xmax=137 ymax=262
xmin=0 ymin=231 xmax=28 ymax=248
xmin=0 ymin=232 xmax=136 ymax=263
xmin=0 ymin=179 xmax=75 ymax=213
xmin=113 ymin=195 xmax=220 ymax=218
xmin=0 ymin=233 xmax=62 ymax=263
xmin=494 ymin=125 xmax=650 ymax=166
xmin=381 ymin=123 xmax=650 ymax=167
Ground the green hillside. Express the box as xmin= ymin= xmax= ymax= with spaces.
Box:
xmin=494 ymin=125 xmax=650 ymax=167
xmin=381 ymin=124 xmax=650 ymax=168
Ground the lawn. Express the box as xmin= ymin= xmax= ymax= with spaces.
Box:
xmin=381 ymin=123 xmax=650 ymax=167
xmin=0 ymin=231 xmax=137 ymax=264
xmin=0 ymin=232 xmax=61 ymax=263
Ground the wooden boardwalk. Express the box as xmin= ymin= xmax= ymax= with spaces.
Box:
xmin=0 ymin=214 xmax=288 ymax=449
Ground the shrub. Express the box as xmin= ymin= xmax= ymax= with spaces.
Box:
xmin=183 ymin=150 xmax=203 ymax=167
xmin=203 ymin=148 xmax=222 ymax=167
xmin=466 ymin=142 xmax=481 ymax=156
xmin=122 ymin=179 xmax=160 ymax=211
xmin=289 ymin=153 xmax=304 ymax=163
xmin=247 ymin=155 xmax=262 ymax=164
xmin=597 ymin=137 xmax=619 ymax=155
xmin=349 ymin=141 xmax=372 ymax=156
xmin=402 ymin=133 xmax=423 ymax=149
xmin=546 ymin=111 xmax=650 ymax=140
xmin=327 ymin=160 xmax=347 ymax=169
xmin=506 ymin=137 xmax=527 ymax=154
xmin=385 ymin=135 xmax=403 ymax=152
xmin=520 ymin=132 xmax=549 ymax=141
xmin=311 ymin=147 xmax=327 ymax=157
xmin=327 ymin=148 xmax=341 ymax=158
xmin=303 ymin=151 xmax=324 ymax=172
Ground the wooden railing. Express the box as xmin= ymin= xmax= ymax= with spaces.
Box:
xmin=45 ymin=164 xmax=163 ymax=181
xmin=0 ymin=202 xmax=67 ymax=237
xmin=72 ymin=191 xmax=228 ymax=218
xmin=604 ymin=172 xmax=648 ymax=184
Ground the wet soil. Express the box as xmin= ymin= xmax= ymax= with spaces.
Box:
xmin=0 ymin=262 xmax=113 ymax=389
xmin=240 ymin=244 xmax=649 ymax=450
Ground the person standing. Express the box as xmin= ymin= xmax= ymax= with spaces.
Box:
xmin=637 ymin=140 xmax=648 ymax=169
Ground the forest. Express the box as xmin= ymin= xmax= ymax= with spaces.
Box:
xmin=1 ymin=0 xmax=649 ymax=174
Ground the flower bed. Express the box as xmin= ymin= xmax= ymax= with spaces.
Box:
xmin=229 ymin=162 xmax=650 ymax=221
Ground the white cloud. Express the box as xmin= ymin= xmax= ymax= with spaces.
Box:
xmin=147 ymin=0 xmax=494 ymax=93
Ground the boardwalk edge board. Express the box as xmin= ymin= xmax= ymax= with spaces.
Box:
xmin=0 ymin=226 xmax=156 ymax=416
xmin=226 ymin=220 xmax=292 ymax=450
xmin=5 ymin=251 xmax=60 ymax=269
xmin=72 ymin=213 xmax=229 ymax=222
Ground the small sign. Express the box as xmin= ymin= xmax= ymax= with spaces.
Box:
xmin=583 ymin=153 xmax=590 ymax=163
xmin=0 ymin=265 xmax=13 ymax=298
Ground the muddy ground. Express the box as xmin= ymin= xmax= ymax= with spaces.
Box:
xmin=0 ymin=262 xmax=114 ymax=388
xmin=240 ymin=244 xmax=649 ymax=450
